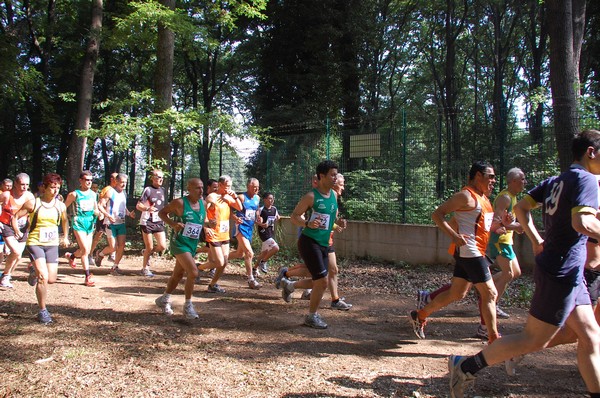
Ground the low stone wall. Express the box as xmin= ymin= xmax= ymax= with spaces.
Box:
xmin=277 ymin=217 xmax=535 ymax=270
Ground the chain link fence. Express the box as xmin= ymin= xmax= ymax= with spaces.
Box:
xmin=175 ymin=115 xmax=598 ymax=225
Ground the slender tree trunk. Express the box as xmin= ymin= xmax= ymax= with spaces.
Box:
xmin=66 ymin=0 xmax=102 ymax=191
xmin=153 ymin=0 xmax=175 ymax=192
xmin=547 ymin=0 xmax=586 ymax=170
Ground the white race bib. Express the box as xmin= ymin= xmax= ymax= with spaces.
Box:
xmin=267 ymin=216 xmax=276 ymax=227
xmin=182 ymin=222 xmax=202 ymax=239
xmin=219 ymin=220 xmax=229 ymax=233
xmin=484 ymin=213 xmax=494 ymax=231
xmin=244 ymin=209 xmax=255 ymax=220
xmin=39 ymin=227 xmax=58 ymax=243
xmin=79 ymin=199 xmax=95 ymax=212
xmin=151 ymin=211 xmax=162 ymax=223
xmin=309 ymin=212 xmax=330 ymax=230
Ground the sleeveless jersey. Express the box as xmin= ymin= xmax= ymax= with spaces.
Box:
xmin=489 ymin=189 xmax=517 ymax=245
xmin=170 ymin=196 xmax=205 ymax=255
xmin=206 ymin=193 xmax=231 ymax=242
xmin=0 ymin=193 xmax=30 ymax=231
xmin=108 ymin=189 xmax=127 ymax=225
xmin=73 ymin=189 xmax=97 ymax=226
xmin=453 ymin=186 xmax=494 ymax=258
xmin=27 ymin=198 xmax=65 ymax=246
xmin=235 ymin=193 xmax=260 ymax=239
xmin=302 ymin=188 xmax=338 ymax=247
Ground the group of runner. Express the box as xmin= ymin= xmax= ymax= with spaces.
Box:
xmin=0 ymin=164 xmax=350 ymax=330
xmin=2 ymin=132 xmax=600 ymax=396
xmin=409 ymin=130 xmax=600 ymax=398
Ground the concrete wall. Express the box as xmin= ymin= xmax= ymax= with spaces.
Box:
xmin=277 ymin=217 xmax=536 ymax=270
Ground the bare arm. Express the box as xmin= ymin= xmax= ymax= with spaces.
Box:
xmin=291 ymin=192 xmax=316 ymax=228
xmin=514 ymin=197 xmax=544 ymax=255
xmin=431 ymin=190 xmax=472 ymax=247
xmin=573 ymin=211 xmax=600 ymax=242
xmin=158 ymin=198 xmax=184 ymax=233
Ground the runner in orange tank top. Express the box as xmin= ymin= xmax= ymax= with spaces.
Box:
xmin=408 ymin=161 xmax=510 ymax=343
xmin=196 ymin=175 xmax=242 ymax=293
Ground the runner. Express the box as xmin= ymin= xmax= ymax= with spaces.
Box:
xmin=229 ymin=178 xmax=261 ymax=289
xmin=0 ymin=178 xmax=13 ymax=268
xmin=95 ymin=173 xmax=135 ymax=275
xmin=0 ymin=173 xmax=36 ymax=288
xmin=136 ymin=169 xmax=167 ymax=277
xmin=280 ymin=160 xmax=342 ymax=329
xmin=409 ymin=161 xmax=506 ymax=342
xmin=197 ymin=175 xmax=242 ymax=293
xmin=254 ymin=191 xmax=281 ymax=276
xmin=11 ymin=173 xmax=69 ymax=324
xmin=90 ymin=173 xmax=118 ymax=266
xmin=449 ymin=130 xmax=600 ymax=398
xmin=63 ymin=171 xmax=99 ymax=286
xmin=276 ymin=173 xmax=351 ymax=310
xmin=155 ymin=178 xmax=207 ymax=319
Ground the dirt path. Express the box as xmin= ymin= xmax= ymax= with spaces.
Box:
xmin=0 ymin=256 xmax=585 ymax=397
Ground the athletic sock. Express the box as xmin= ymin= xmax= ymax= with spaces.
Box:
xmin=163 ymin=293 xmax=171 ymax=302
xmin=185 ymin=299 xmax=192 ymax=304
xmin=460 ymin=352 xmax=488 ymax=375
xmin=332 ymin=299 xmax=340 ymax=304
xmin=85 ymin=269 xmax=90 ymax=277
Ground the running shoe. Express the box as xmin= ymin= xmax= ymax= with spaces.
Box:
xmin=475 ymin=324 xmax=488 ymax=340
xmin=88 ymin=255 xmax=96 ymax=267
xmin=252 ymin=267 xmax=260 ymax=279
xmin=65 ymin=252 xmax=76 ymax=269
xmin=109 ymin=253 xmax=115 ymax=262
xmin=207 ymin=284 xmax=226 ymax=293
xmin=0 ymin=275 xmax=13 ymax=289
xmin=409 ymin=310 xmax=426 ymax=339
xmin=258 ymin=260 xmax=268 ymax=274
xmin=84 ymin=274 xmax=95 ymax=287
xmin=301 ymin=289 xmax=312 ymax=300
xmin=496 ymin=306 xmax=510 ymax=319
xmin=304 ymin=313 xmax=328 ymax=329
xmin=281 ymin=278 xmax=295 ymax=303
xmin=505 ymin=355 xmax=524 ymax=376
xmin=331 ymin=299 xmax=352 ymax=311
xmin=416 ymin=290 xmax=430 ymax=310
xmin=110 ymin=266 xmax=124 ymax=276
xmin=183 ymin=302 xmax=199 ymax=319
xmin=248 ymin=279 xmax=261 ymax=290
xmin=208 ymin=268 xmax=216 ymax=278
xmin=274 ymin=267 xmax=288 ymax=289
xmin=155 ymin=296 xmax=174 ymax=316
xmin=448 ymin=355 xmax=476 ymax=398
xmin=28 ymin=265 xmax=38 ymax=286
xmin=38 ymin=308 xmax=53 ymax=324
xmin=140 ymin=268 xmax=154 ymax=278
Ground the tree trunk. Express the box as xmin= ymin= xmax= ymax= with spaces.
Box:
xmin=153 ymin=0 xmax=175 ymax=192
xmin=65 ymin=0 xmax=102 ymax=191
xmin=547 ymin=0 xmax=586 ymax=170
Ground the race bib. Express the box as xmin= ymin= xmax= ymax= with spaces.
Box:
xmin=219 ymin=220 xmax=229 ymax=233
xmin=484 ymin=213 xmax=494 ymax=231
xmin=245 ymin=209 xmax=255 ymax=220
xmin=267 ymin=216 xmax=276 ymax=227
xmin=151 ymin=211 xmax=162 ymax=223
xmin=309 ymin=212 xmax=330 ymax=230
xmin=182 ymin=222 xmax=202 ymax=239
xmin=39 ymin=227 xmax=58 ymax=243
xmin=79 ymin=199 xmax=95 ymax=212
